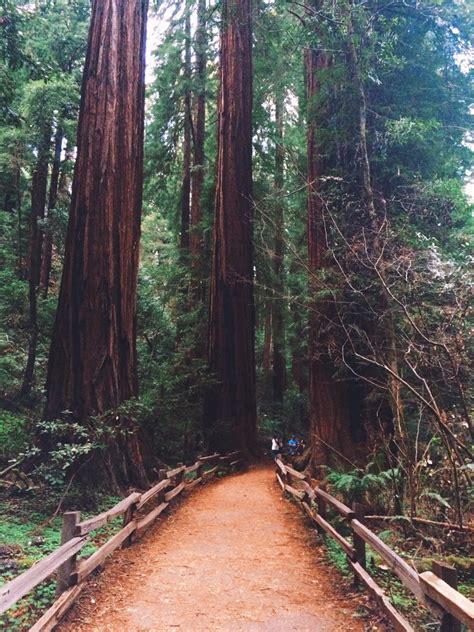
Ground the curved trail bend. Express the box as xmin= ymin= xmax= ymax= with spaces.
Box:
xmin=60 ymin=466 xmax=368 ymax=631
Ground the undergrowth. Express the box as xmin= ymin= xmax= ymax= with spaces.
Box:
xmin=306 ymin=507 xmax=457 ymax=631
xmin=0 ymin=489 xmax=122 ymax=631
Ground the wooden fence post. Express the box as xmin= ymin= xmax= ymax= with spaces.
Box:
xmin=315 ymin=491 xmax=326 ymax=535
xmin=219 ymin=455 xmax=229 ymax=475
xmin=158 ymin=468 xmax=167 ymax=481
xmin=56 ymin=511 xmax=80 ymax=596
xmin=278 ymin=458 xmax=288 ymax=486
xmin=177 ymin=462 xmax=184 ymax=484
xmin=122 ymin=497 xmax=138 ymax=548
xmin=432 ymin=562 xmax=461 ymax=632
xmin=352 ymin=502 xmax=366 ymax=577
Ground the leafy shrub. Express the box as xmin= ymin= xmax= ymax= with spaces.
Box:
xmin=0 ymin=410 xmax=29 ymax=461
xmin=326 ymin=464 xmax=401 ymax=512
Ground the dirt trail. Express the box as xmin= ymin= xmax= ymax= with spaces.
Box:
xmin=59 ymin=465 xmax=368 ymax=631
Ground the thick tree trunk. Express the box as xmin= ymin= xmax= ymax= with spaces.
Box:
xmin=189 ymin=0 xmax=207 ymax=297
xmin=180 ymin=3 xmax=192 ymax=252
xmin=19 ymin=125 xmax=50 ymax=397
xmin=40 ymin=128 xmax=63 ymax=297
xmin=305 ymin=44 xmax=354 ymax=468
xmin=205 ymin=0 xmax=257 ymax=453
xmin=272 ymin=94 xmax=286 ymax=402
xmin=44 ymin=0 xmax=150 ymax=486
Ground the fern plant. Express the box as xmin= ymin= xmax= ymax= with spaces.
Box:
xmin=326 ymin=465 xmax=401 ymax=512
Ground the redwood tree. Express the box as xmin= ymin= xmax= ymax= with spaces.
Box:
xmin=44 ymin=0 xmax=149 ymax=484
xmin=305 ymin=39 xmax=354 ymax=468
xmin=206 ymin=0 xmax=257 ymax=452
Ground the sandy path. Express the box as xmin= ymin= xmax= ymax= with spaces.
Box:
xmin=59 ymin=465 xmax=367 ymax=631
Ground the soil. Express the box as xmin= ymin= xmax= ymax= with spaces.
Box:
xmin=58 ymin=465 xmax=383 ymax=631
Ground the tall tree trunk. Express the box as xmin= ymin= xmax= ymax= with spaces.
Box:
xmin=40 ymin=127 xmax=63 ymax=297
xmin=44 ymin=0 xmax=150 ymax=487
xmin=305 ymin=42 xmax=354 ymax=469
xmin=189 ymin=0 xmax=207 ymax=298
xmin=19 ymin=125 xmax=51 ymax=398
xmin=272 ymin=94 xmax=286 ymax=402
xmin=180 ymin=2 xmax=192 ymax=251
xmin=16 ymin=163 xmax=24 ymax=278
xmin=205 ymin=0 xmax=257 ymax=453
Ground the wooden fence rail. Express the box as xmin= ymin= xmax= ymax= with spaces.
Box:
xmin=0 ymin=450 xmax=246 ymax=630
xmin=275 ymin=457 xmax=474 ymax=632
xmin=0 ymin=536 xmax=87 ymax=614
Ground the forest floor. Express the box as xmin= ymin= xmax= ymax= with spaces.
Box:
xmin=57 ymin=465 xmax=383 ymax=631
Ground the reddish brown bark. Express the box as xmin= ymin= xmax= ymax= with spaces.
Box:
xmin=305 ymin=44 xmax=353 ymax=468
xmin=189 ymin=0 xmax=207 ymax=291
xmin=45 ymin=0 xmax=149 ymax=485
xmin=40 ymin=128 xmax=63 ymax=297
xmin=206 ymin=0 xmax=257 ymax=452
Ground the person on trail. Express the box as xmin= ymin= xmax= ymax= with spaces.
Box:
xmin=288 ymin=435 xmax=298 ymax=456
xmin=271 ymin=435 xmax=280 ymax=460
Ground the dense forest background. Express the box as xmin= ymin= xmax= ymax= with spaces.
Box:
xmin=0 ymin=0 xmax=472 ymax=526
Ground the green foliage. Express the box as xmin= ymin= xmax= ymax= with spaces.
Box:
xmin=420 ymin=491 xmax=451 ymax=510
xmin=0 ymin=410 xmax=28 ymax=461
xmin=326 ymin=465 xmax=401 ymax=511
xmin=33 ymin=418 xmax=97 ymax=487
xmin=0 ymin=486 xmax=122 ymax=630
xmin=28 ymin=400 xmax=154 ymax=486
xmin=323 ymin=533 xmax=351 ymax=576
xmin=0 ymin=506 xmax=61 ymax=630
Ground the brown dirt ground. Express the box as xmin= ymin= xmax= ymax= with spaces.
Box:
xmin=58 ymin=465 xmax=387 ymax=631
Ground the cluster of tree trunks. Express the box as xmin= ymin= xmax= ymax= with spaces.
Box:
xmin=205 ymin=0 xmax=257 ymax=452
xmin=44 ymin=0 xmax=150 ymax=487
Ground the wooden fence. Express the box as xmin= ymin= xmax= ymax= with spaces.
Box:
xmin=0 ymin=450 xmax=245 ymax=631
xmin=275 ymin=457 xmax=474 ymax=632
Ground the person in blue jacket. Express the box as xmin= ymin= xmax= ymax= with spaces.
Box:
xmin=288 ymin=435 xmax=298 ymax=456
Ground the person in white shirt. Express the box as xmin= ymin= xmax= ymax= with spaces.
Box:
xmin=271 ymin=435 xmax=280 ymax=460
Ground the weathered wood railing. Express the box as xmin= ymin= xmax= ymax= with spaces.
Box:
xmin=275 ymin=457 xmax=474 ymax=632
xmin=0 ymin=451 xmax=245 ymax=631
